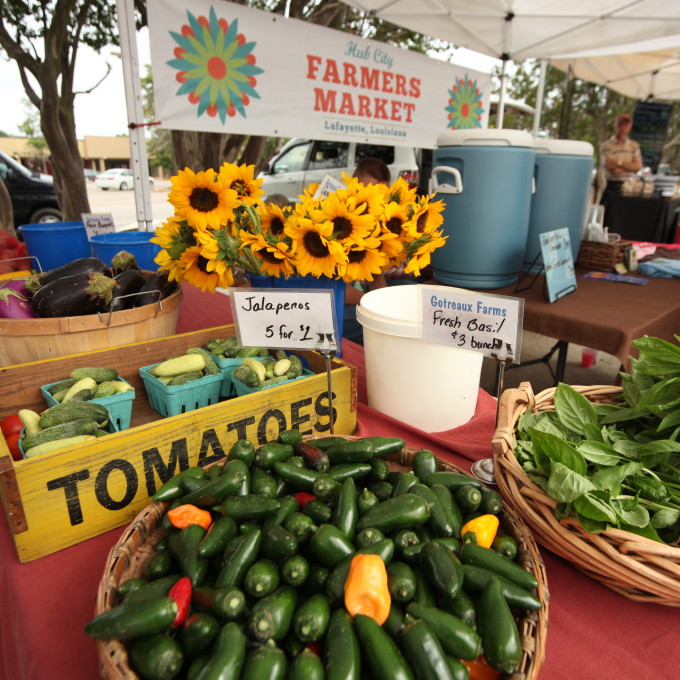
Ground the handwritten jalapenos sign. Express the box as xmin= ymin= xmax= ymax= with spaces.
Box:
xmin=421 ymin=285 xmax=524 ymax=363
xmin=230 ymin=287 xmax=339 ymax=352
xmin=7 ymin=371 xmax=355 ymax=562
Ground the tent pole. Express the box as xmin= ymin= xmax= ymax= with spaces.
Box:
xmin=497 ymin=58 xmax=508 ymax=128
xmin=533 ymin=59 xmax=548 ymax=137
xmin=116 ymin=0 xmax=153 ymax=231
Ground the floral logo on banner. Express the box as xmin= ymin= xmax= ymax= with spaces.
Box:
xmin=445 ymin=74 xmax=484 ymax=129
xmin=166 ymin=7 xmax=263 ymax=122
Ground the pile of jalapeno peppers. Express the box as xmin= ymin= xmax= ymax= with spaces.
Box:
xmin=86 ymin=431 xmax=543 ymax=680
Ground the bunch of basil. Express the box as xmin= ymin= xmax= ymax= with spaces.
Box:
xmin=515 ymin=335 xmax=680 ymax=545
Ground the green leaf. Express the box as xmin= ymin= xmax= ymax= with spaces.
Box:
xmin=577 ymin=515 xmax=609 ymax=534
xmin=577 ymin=441 xmax=621 ymax=466
xmin=612 ymin=439 xmax=641 ymax=459
xmin=611 ymin=498 xmax=650 ymax=528
xmin=528 ymin=427 xmax=587 ymax=475
xmin=553 ymin=383 xmax=598 ymax=433
xmin=546 ymin=462 xmax=594 ymax=503
xmin=658 ymin=409 xmax=680 ymax=433
xmin=619 ymin=522 xmax=664 ymax=543
xmin=599 ymin=406 xmax=646 ymax=425
xmin=650 ymin=508 xmax=680 ymax=529
xmin=582 ymin=423 xmax=604 ymax=443
xmin=573 ymin=492 xmax=617 ymax=523
xmin=591 ymin=461 xmax=644 ymax=495
xmin=632 ymin=336 xmax=680 ymax=377
xmin=639 ymin=439 xmax=680 ymax=455
xmin=638 ymin=378 xmax=680 ymax=410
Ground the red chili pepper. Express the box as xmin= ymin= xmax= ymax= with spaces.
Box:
xmin=294 ymin=492 xmax=316 ymax=508
xmin=168 ymin=576 xmax=192 ymax=627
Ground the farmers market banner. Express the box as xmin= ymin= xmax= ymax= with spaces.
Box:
xmin=147 ymin=0 xmax=491 ymax=148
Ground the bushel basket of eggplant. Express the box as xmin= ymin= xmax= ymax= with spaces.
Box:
xmin=90 ymin=432 xmax=549 ymax=680
xmin=492 ymin=337 xmax=680 ymax=606
xmin=0 ymin=252 xmax=183 ymax=367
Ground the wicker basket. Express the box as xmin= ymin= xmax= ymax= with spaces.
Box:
xmin=492 ymin=382 xmax=680 ymax=606
xmin=577 ymin=239 xmax=632 ymax=271
xmin=94 ymin=442 xmax=549 ymax=680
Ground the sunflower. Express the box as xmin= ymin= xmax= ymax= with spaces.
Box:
xmin=403 ymin=232 xmax=448 ymax=277
xmin=240 ymin=232 xmax=296 ymax=277
xmin=257 ymin=203 xmax=290 ymax=237
xmin=286 ymin=217 xmax=348 ymax=278
xmin=341 ymin=173 xmax=390 ymax=215
xmin=376 ymin=225 xmax=404 ymax=266
xmin=388 ymin=176 xmax=418 ymax=206
xmin=151 ymin=218 xmax=196 ymax=260
xmin=340 ymin=228 xmax=388 ymax=283
xmin=168 ymin=168 xmax=239 ymax=231
xmin=196 ymin=227 xmax=242 ymax=269
xmin=218 ymin=163 xmax=265 ymax=207
xmin=154 ymin=249 xmax=186 ymax=284
xmin=179 ymin=245 xmax=233 ymax=293
xmin=310 ymin=191 xmax=375 ymax=247
xmin=405 ymin=196 xmax=446 ymax=237
xmin=381 ymin=201 xmax=412 ymax=241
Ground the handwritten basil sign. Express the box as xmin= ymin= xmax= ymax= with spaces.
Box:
xmin=540 ymin=228 xmax=576 ymax=303
xmin=230 ymin=287 xmax=339 ymax=351
xmin=421 ymin=285 xmax=523 ymax=363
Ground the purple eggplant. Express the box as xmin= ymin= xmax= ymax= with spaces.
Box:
xmin=108 ymin=269 xmax=146 ymax=311
xmin=133 ymin=270 xmax=179 ymax=307
xmin=0 ymin=278 xmax=35 ymax=319
xmin=31 ymin=272 xmax=116 ymax=317
xmin=32 ymin=257 xmax=110 ymax=290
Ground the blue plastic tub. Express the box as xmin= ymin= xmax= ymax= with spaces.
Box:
xmin=18 ymin=221 xmax=90 ymax=272
xmin=430 ymin=130 xmax=535 ymax=289
xmin=523 ymin=140 xmax=595 ymax=273
xmin=90 ymin=231 xmax=161 ymax=271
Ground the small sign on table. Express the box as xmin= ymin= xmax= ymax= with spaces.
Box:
xmin=81 ymin=213 xmax=115 ymax=239
xmin=540 ymin=228 xmax=576 ymax=302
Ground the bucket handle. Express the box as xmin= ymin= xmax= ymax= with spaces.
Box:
xmin=0 ymin=254 xmax=44 ymax=273
xmin=98 ymin=289 xmax=163 ymax=326
xmin=429 ymin=166 xmax=463 ymax=195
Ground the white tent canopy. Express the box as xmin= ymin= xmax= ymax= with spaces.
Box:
xmin=551 ymin=35 xmax=680 ymax=101
xmin=341 ymin=1 xmax=680 ymax=124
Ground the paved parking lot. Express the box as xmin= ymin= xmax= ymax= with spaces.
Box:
xmin=85 ymin=178 xmax=173 ymax=231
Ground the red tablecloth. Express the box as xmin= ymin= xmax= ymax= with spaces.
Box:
xmin=1 ymin=283 xmax=678 ymax=679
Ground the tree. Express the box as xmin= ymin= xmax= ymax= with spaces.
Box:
xmin=0 ymin=0 xmax=120 ymax=220
xmin=17 ymin=99 xmax=49 ymax=172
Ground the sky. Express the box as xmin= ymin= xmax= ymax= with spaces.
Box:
xmin=0 ymin=28 xmax=500 ymax=139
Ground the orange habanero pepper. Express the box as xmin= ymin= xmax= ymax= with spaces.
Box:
xmin=344 ymin=554 xmax=391 ymax=626
xmin=463 ymin=656 xmax=501 ymax=680
xmin=167 ymin=504 xmax=213 ymax=531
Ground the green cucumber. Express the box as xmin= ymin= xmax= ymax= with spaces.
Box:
xmin=23 ymin=434 xmax=96 ymax=457
xmin=39 ymin=401 xmax=109 ymax=428
xmin=71 ymin=366 xmax=119 ymax=382
xmin=22 ymin=418 xmax=100 ymax=451
xmin=61 ymin=377 xmax=97 ymax=403
xmin=187 ymin=347 xmax=221 ymax=375
xmin=167 ymin=371 xmax=203 ymax=386
xmin=46 ymin=378 xmax=77 ymax=395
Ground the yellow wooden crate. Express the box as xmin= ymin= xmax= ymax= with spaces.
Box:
xmin=0 ymin=326 xmax=357 ymax=562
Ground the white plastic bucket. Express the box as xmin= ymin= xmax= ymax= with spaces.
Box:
xmin=356 ymin=285 xmax=483 ymax=431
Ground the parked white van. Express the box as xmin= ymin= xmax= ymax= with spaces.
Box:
xmin=258 ymin=138 xmax=421 ymax=202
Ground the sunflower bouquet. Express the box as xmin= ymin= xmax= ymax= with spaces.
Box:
xmin=152 ymin=162 xmax=448 ymax=293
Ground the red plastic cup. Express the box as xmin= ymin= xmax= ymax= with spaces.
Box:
xmin=581 ymin=348 xmax=597 ymax=368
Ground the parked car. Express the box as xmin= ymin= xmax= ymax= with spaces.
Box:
xmin=258 ymin=138 xmax=421 ymax=202
xmin=83 ymin=168 xmax=99 ymax=182
xmin=95 ymin=168 xmax=155 ymax=191
xmin=0 ymin=150 xmax=62 ymax=226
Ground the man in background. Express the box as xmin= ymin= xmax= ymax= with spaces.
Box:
xmin=599 ymin=113 xmax=642 ymax=202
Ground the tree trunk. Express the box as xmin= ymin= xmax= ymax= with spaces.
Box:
xmin=0 ymin=177 xmax=16 ymax=238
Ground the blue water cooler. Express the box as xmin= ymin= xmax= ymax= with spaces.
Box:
xmin=523 ymin=139 xmax=594 ymax=272
xmin=430 ymin=130 xmax=535 ymax=289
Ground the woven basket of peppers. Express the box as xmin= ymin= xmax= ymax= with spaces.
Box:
xmin=89 ymin=432 xmax=549 ymax=680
